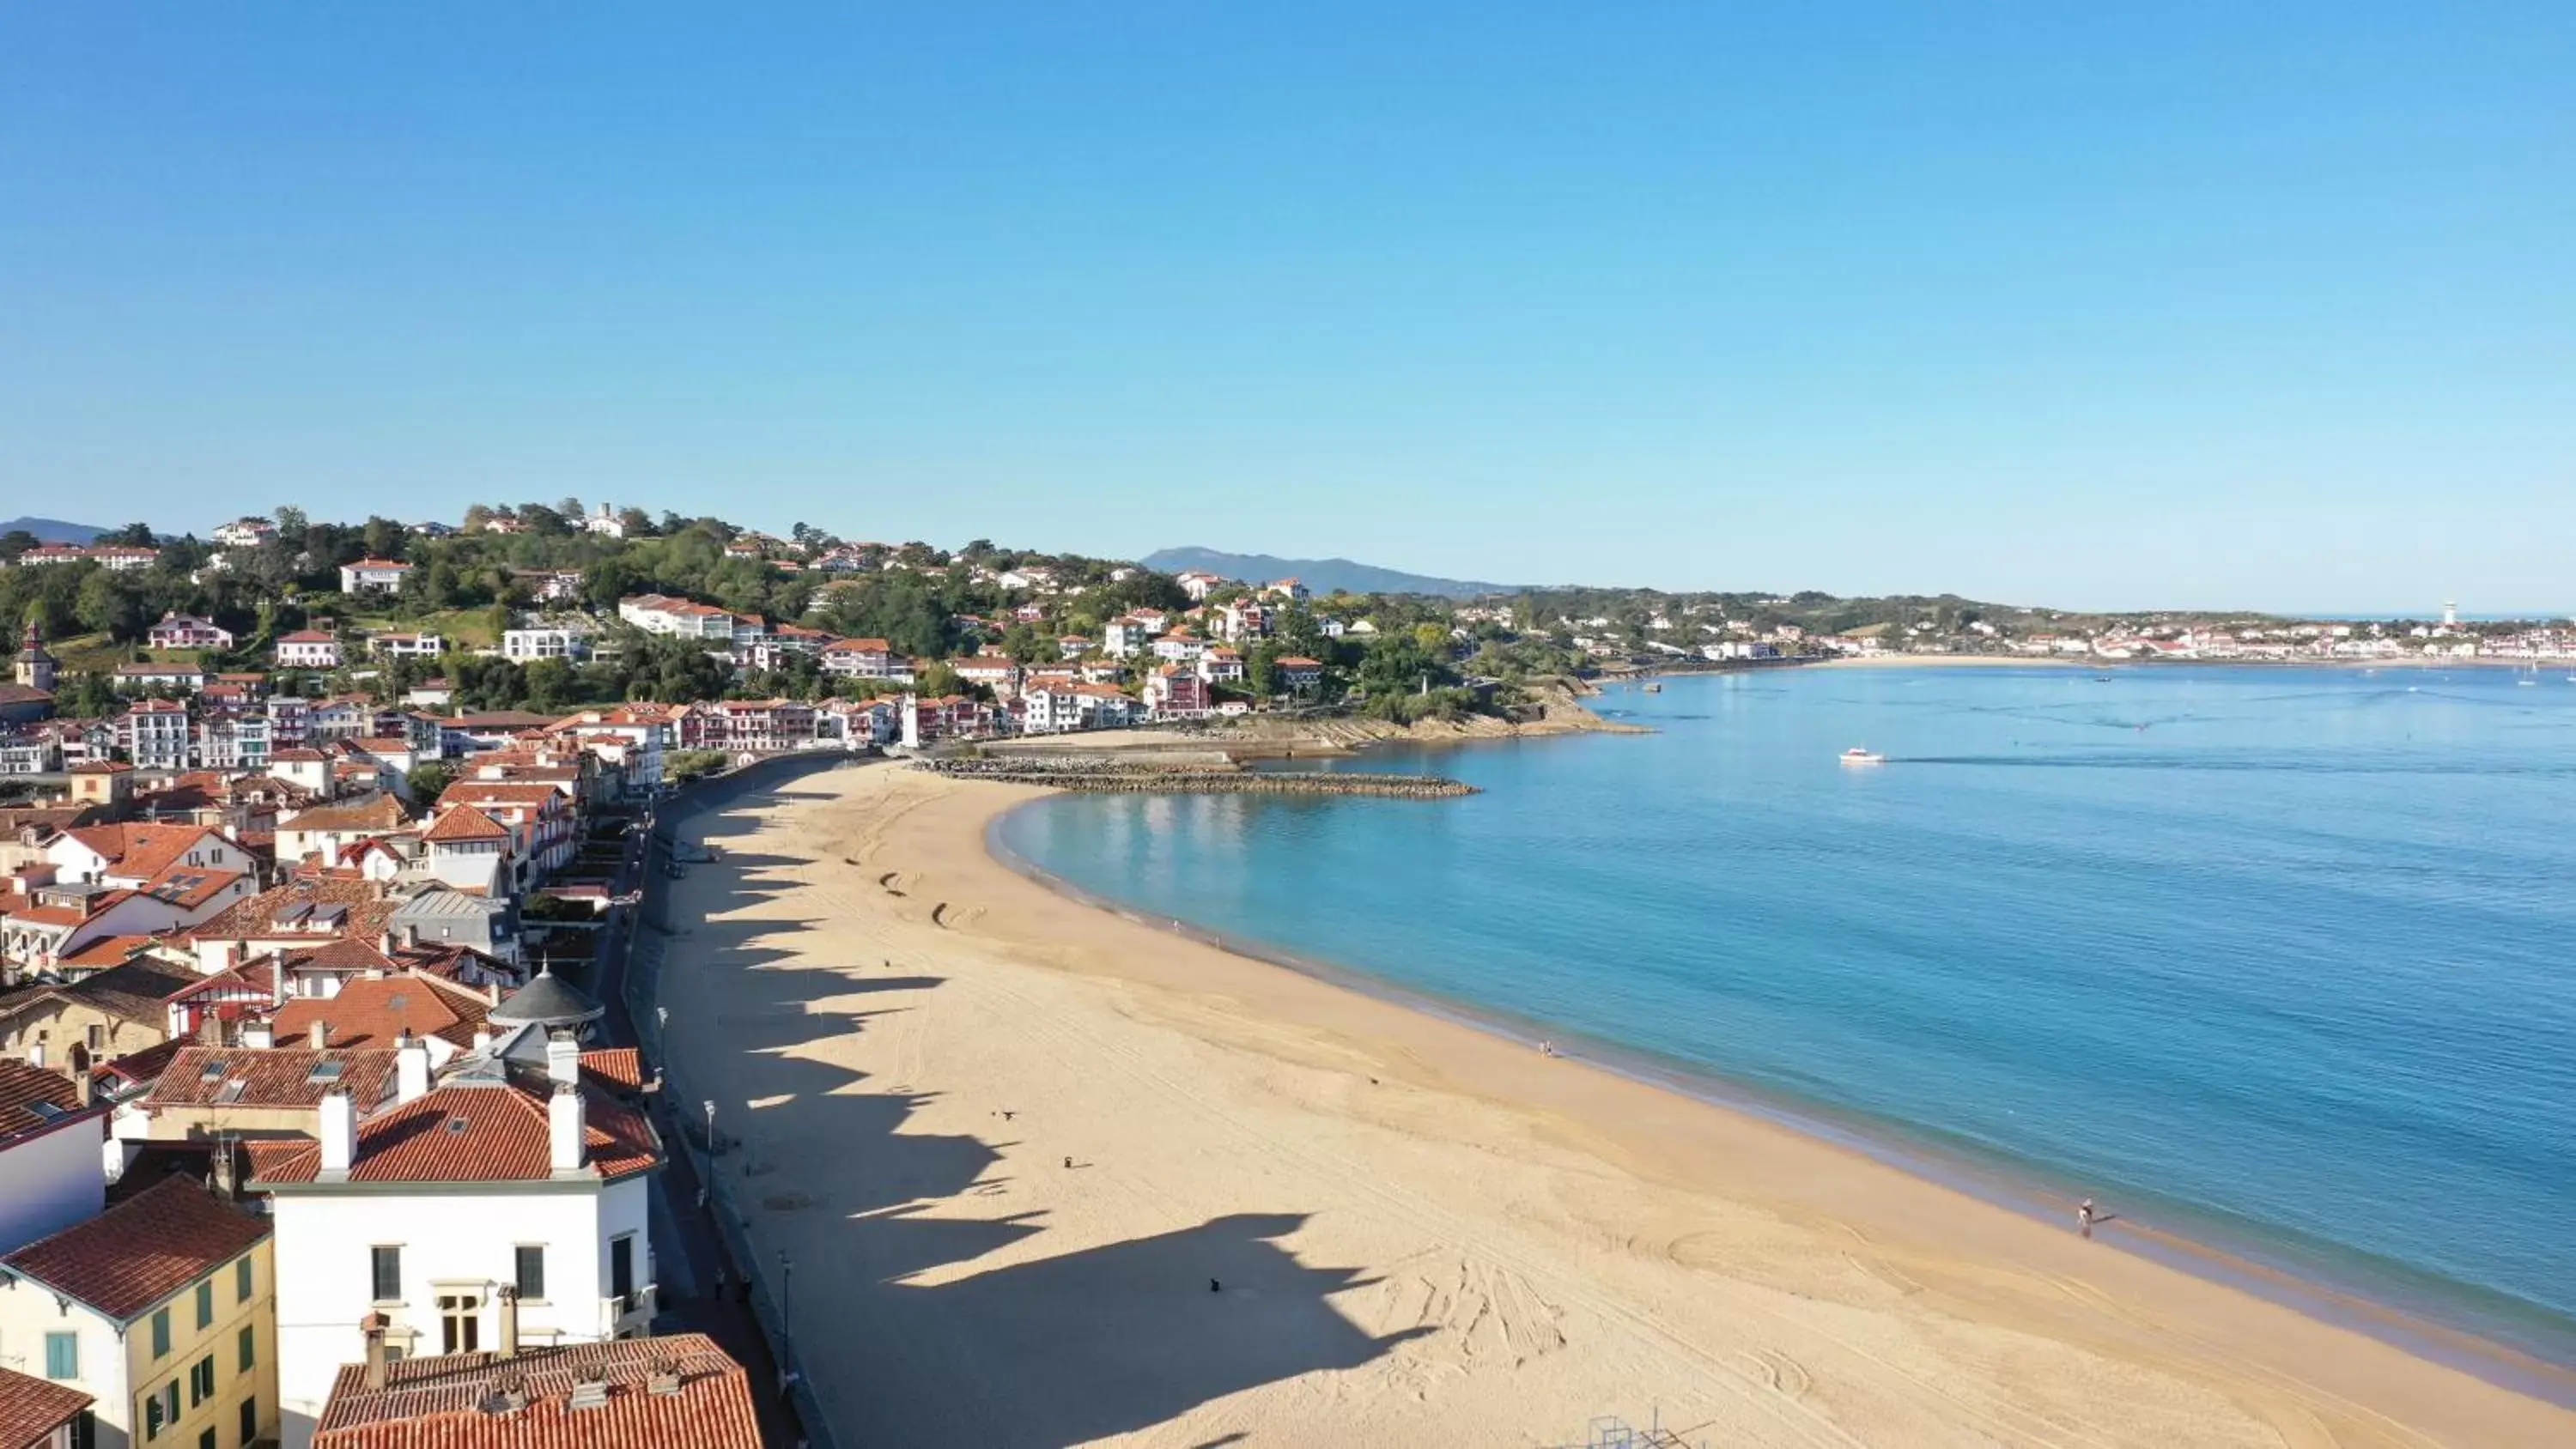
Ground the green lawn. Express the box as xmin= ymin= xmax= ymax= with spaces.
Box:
xmin=346 ymin=608 xmax=503 ymax=648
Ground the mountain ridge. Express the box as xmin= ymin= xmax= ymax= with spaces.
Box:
xmin=0 ymin=517 xmax=107 ymax=544
xmin=1140 ymin=546 xmax=1523 ymax=600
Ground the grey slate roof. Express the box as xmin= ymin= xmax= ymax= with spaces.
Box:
xmin=486 ymin=967 xmax=603 ymax=1028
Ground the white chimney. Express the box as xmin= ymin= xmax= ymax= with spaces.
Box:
xmin=308 ymin=1020 xmax=328 ymax=1051
xmin=241 ymin=1018 xmax=275 ymax=1050
xmin=471 ymin=1026 xmax=494 ymax=1055
xmin=548 ymin=1082 xmax=585 ymax=1174
xmin=319 ymin=1088 xmax=355 ymax=1176
xmin=394 ymin=1031 xmax=430 ymax=1104
xmin=545 ymin=1030 xmax=581 ymax=1087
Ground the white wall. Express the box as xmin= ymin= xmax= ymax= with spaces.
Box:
xmin=0 ymin=1283 xmax=123 ymax=1449
xmin=0 ymin=1115 xmax=106 ymax=1255
xmin=269 ymin=1177 xmax=652 ymax=1449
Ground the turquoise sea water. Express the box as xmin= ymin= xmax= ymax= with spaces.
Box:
xmin=995 ymin=666 xmax=2576 ymax=1367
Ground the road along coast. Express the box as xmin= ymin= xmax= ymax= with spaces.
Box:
xmin=647 ymin=761 xmax=2575 ymax=1447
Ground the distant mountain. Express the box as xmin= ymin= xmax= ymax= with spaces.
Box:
xmin=0 ymin=517 xmax=106 ymax=544
xmin=1141 ymin=547 xmax=1522 ymax=600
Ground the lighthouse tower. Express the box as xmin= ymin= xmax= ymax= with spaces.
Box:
xmin=11 ymin=616 xmax=55 ymax=693
xmin=2442 ymin=599 xmax=2458 ymax=630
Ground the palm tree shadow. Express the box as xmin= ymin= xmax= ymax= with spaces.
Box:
xmin=864 ymin=1210 xmax=1435 ymax=1447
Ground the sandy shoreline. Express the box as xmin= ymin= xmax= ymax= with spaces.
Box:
xmin=659 ymin=762 xmax=2574 ymax=1447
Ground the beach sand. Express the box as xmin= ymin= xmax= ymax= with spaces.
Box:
xmin=655 ymin=762 xmax=2573 ymax=1447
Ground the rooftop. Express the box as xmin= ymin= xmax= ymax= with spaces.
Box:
xmin=252 ymin=1071 xmax=656 ymax=1187
xmin=0 ymin=1365 xmax=93 ymax=1448
xmin=0 ymin=1174 xmax=269 ymax=1324
xmin=312 ymin=1332 xmax=757 ymax=1449
xmin=0 ymin=1058 xmax=86 ymax=1140
xmin=144 ymin=1046 xmax=399 ymax=1111
xmin=486 ymin=970 xmax=602 ymax=1029
xmin=270 ymin=973 xmax=493 ymax=1051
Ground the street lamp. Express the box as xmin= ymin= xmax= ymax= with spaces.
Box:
xmin=702 ymin=1099 xmax=718 ymax=1154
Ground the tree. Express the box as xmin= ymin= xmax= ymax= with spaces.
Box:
xmin=406 ymin=762 xmax=456 ymax=802
xmin=461 ymin=504 xmax=495 ymax=532
xmin=0 ymin=530 xmax=39 ymax=561
xmin=617 ymin=506 xmax=653 ymax=537
xmin=75 ymin=568 xmax=149 ymax=641
xmin=273 ymin=506 xmax=309 ymax=537
xmin=361 ymin=516 xmax=406 ymax=560
xmin=999 ymin=621 xmax=1050 ymax=665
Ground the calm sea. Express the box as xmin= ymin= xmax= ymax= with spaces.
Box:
xmin=995 ymin=665 xmax=2576 ymax=1367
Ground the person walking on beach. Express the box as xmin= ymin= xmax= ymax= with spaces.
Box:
xmin=2077 ymin=1198 xmax=2096 ymax=1239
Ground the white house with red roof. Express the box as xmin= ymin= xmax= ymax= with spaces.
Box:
xmin=817 ymin=636 xmax=904 ymax=679
xmin=145 ymin=613 xmax=235 ymax=651
xmin=1175 ymin=569 xmax=1229 ymax=602
xmin=255 ymin=1034 xmax=659 ymax=1446
xmin=1145 ymin=665 xmax=1211 ymax=718
xmin=338 ymin=560 xmax=411 ymax=594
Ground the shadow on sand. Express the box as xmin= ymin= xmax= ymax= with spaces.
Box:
xmin=659 ymin=773 xmax=1435 ymax=1447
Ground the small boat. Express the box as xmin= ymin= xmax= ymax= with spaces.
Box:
xmin=1643 ymin=682 xmax=1663 ymax=694
xmin=1840 ymin=748 xmax=1886 ymax=765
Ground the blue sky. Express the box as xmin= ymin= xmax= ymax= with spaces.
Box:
xmin=3 ymin=4 xmax=2570 ymax=612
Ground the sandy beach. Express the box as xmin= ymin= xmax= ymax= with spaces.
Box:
xmin=654 ymin=761 xmax=2574 ymax=1447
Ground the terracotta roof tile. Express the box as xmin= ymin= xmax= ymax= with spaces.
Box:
xmin=145 ymin=1047 xmax=400 ymax=1111
xmin=270 ymin=974 xmax=492 ymax=1051
xmin=577 ymin=1048 xmax=644 ymax=1092
xmin=0 ymin=1175 xmax=269 ymax=1323
xmin=0 ymin=1059 xmax=84 ymax=1139
xmin=255 ymin=1075 xmax=657 ymax=1186
xmin=0 ymin=1366 xmax=93 ymax=1447
xmin=313 ymin=1333 xmax=758 ymax=1449
xmin=423 ymin=805 xmax=511 ymax=844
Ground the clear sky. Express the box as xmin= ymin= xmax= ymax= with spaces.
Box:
xmin=3 ymin=4 xmax=2570 ymax=612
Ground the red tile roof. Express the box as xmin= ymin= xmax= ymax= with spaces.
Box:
xmin=254 ymin=1076 xmax=657 ymax=1186
xmin=0 ymin=1059 xmax=83 ymax=1139
xmin=143 ymin=1047 xmax=399 ymax=1110
xmin=577 ymin=1048 xmax=644 ymax=1092
xmin=270 ymin=974 xmax=492 ymax=1051
xmin=0 ymin=1175 xmax=268 ymax=1323
xmin=312 ymin=1333 xmax=758 ymax=1449
xmin=54 ymin=933 xmax=161 ymax=970
xmin=92 ymin=1037 xmax=188 ymax=1093
xmin=0 ymin=1366 xmax=93 ymax=1448
xmin=424 ymin=805 xmax=511 ymax=844
xmin=58 ymin=822 xmax=235 ymax=881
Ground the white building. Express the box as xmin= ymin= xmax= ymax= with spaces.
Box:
xmin=501 ymin=627 xmax=592 ymax=663
xmin=274 ymin=631 xmax=342 ymax=670
xmin=365 ymin=633 xmax=445 ymax=660
xmin=338 ymin=560 xmax=411 ymax=594
xmin=0 ymin=1061 xmax=106 ymax=1256
xmin=817 ymin=637 xmax=903 ymax=679
xmin=617 ymin=594 xmax=738 ymax=642
xmin=254 ymin=1034 xmax=659 ymax=1449
xmin=213 ymin=519 xmax=277 ymax=549
xmin=117 ymin=700 xmax=192 ymax=771
xmin=0 ymin=1175 xmax=276 ymax=1449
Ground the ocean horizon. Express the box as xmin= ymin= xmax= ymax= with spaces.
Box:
xmin=996 ymin=664 xmax=2576 ymax=1373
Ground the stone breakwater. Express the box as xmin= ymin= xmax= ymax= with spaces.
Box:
xmin=916 ymin=756 xmax=1477 ymax=798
